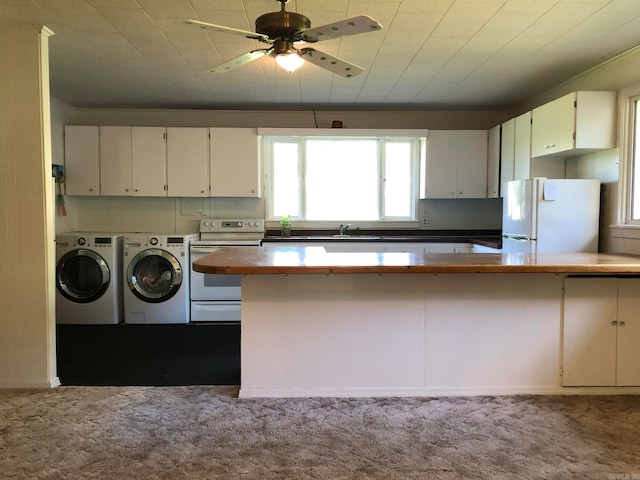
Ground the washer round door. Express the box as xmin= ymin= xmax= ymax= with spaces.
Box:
xmin=127 ymin=249 xmax=183 ymax=303
xmin=57 ymin=249 xmax=111 ymax=303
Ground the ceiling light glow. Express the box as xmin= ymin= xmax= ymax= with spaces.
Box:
xmin=275 ymin=53 xmax=305 ymax=73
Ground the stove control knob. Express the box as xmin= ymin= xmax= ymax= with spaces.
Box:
xmin=150 ymin=237 xmax=159 ymax=246
xmin=247 ymin=221 xmax=253 ymax=227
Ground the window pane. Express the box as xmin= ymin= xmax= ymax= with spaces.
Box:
xmin=385 ymin=143 xmax=412 ymax=217
xmin=306 ymin=140 xmax=378 ymax=220
xmin=272 ymin=142 xmax=300 ymax=217
xmin=633 ymin=100 xmax=640 ymax=220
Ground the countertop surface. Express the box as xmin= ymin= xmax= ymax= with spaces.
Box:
xmin=192 ymin=246 xmax=640 ymax=275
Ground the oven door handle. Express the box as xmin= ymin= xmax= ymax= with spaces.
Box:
xmin=191 ymin=247 xmax=220 ymax=254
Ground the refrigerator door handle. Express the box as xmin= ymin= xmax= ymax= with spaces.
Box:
xmin=503 ymin=235 xmax=534 ymax=242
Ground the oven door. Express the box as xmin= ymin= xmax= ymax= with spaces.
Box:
xmin=190 ymin=246 xmax=241 ymax=301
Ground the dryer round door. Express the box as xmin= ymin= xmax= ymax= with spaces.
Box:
xmin=127 ymin=249 xmax=183 ymax=303
xmin=57 ymin=249 xmax=111 ymax=303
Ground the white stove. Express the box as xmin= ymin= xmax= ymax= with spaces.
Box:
xmin=190 ymin=219 xmax=264 ymax=323
xmin=194 ymin=218 xmax=264 ymax=246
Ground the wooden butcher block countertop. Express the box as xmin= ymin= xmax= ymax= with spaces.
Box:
xmin=192 ymin=246 xmax=640 ymax=275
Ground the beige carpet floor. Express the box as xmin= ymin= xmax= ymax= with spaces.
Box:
xmin=1 ymin=387 xmax=639 ymax=479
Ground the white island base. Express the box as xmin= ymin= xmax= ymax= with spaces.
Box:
xmin=239 ymin=272 xmax=639 ymax=398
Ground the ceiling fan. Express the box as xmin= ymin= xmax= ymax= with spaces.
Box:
xmin=180 ymin=0 xmax=382 ymax=77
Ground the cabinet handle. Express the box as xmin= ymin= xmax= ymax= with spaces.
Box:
xmin=612 ymin=320 xmax=618 ymax=326
xmin=125 ymin=188 xmax=129 ymax=192
xmin=545 ymin=144 xmax=556 ymax=149
xmin=620 ymin=321 xmax=626 ymax=326
xmin=134 ymin=189 xmax=138 ymax=192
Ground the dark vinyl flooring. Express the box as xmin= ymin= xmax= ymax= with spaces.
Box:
xmin=56 ymin=324 xmax=240 ymax=386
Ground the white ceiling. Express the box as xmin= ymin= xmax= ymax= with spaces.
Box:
xmin=2 ymin=0 xmax=640 ymax=111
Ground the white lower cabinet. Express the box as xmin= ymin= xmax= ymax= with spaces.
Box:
xmin=562 ymin=277 xmax=640 ymax=386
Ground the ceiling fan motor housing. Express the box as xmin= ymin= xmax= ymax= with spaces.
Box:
xmin=255 ymin=11 xmax=311 ymax=40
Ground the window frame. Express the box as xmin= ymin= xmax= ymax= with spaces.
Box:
xmin=261 ymin=131 xmax=426 ymax=225
xmin=619 ymin=83 xmax=640 ymax=226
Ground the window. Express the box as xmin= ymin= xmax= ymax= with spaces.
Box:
xmin=264 ymin=134 xmax=423 ymax=222
xmin=621 ymin=85 xmax=640 ymax=225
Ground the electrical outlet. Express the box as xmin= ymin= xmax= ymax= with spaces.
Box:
xmin=421 ymin=217 xmax=432 ymax=227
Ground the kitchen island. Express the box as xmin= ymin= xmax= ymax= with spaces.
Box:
xmin=193 ymin=247 xmax=640 ymax=398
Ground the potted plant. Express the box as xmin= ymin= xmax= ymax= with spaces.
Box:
xmin=280 ymin=215 xmax=292 ymax=237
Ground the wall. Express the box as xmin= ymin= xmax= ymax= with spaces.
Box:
xmin=51 ymin=99 xmax=77 ymax=233
xmin=52 ymin=108 xmax=507 ymax=234
xmin=510 ymin=45 xmax=640 ymax=254
xmin=0 ymin=25 xmax=58 ymax=388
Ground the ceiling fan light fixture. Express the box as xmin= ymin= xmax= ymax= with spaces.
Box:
xmin=275 ymin=52 xmax=305 ymax=73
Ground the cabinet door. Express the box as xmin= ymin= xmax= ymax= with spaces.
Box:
xmin=132 ymin=127 xmax=167 ymax=196
xmin=531 ymin=92 xmax=576 ymax=157
xmin=166 ymin=127 xmax=209 ymax=197
xmin=100 ymin=126 xmax=132 ymax=196
xmin=500 ymin=118 xmax=515 ymax=193
xmin=616 ymin=279 xmax=640 ymax=386
xmin=210 ymin=128 xmax=260 ymax=197
xmin=562 ymin=277 xmax=618 ymax=386
xmin=64 ymin=126 xmax=100 ymax=195
xmin=487 ymin=125 xmax=500 ymax=198
xmin=424 ymin=130 xmax=457 ymax=198
xmin=513 ymin=112 xmax=531 ymax=181
xmin=457 ymin=130 xmax=487 ymax=198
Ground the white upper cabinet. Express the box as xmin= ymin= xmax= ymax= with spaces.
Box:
xmin=99 ymin=126 xmax=167 ymax=196
xmin=486 ymin=125 xmax=500 ymax=198
xmin=64 ymin=126 xmax=100 ymax=196
xmin=422 ymin=130 xmax=488 ymax=199
xmin=131 ymin=127 xmax=167 ymax=196
xmin=166 ymin=127 xmax=209 ymax=197
xmin=499 ymin=118 xmax=515 ymax=192
xmin=210 ymin=128 xmax=260 ymax=197
xmin=99 ymin=126 xmax=132 ymax=196
xmin=457 ymin=130 xmax=488 ymax=198
xmin=513 ymin=111 xmax=532 ymax=181
xmin=531 ymin=91 xmax=617 ymax=158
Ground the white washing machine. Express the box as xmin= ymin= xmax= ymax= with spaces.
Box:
xmin=123 ymin=233 xmax=199 ymax=324
xmin=56 ymin=233 xmax=124 ymax=324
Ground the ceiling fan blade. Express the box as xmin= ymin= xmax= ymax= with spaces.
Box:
xmin=299 ymin=48 xmax=364 ymax=78
xmin=300 ymin=15 xmax=382 ymax=43
xmin=179 ymin=19 xmax=270 ymax=43
xmin=208 ymin=49 xmax=271 ymax=73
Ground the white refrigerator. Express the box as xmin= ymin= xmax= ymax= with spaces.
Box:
xmin=502 ymin=178 xmax=601 ymax=254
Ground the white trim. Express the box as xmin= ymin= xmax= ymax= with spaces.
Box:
xmin=258 ymin=127 xmax=429 ymax=137
xmin=239 ymin=385 xmax=640 ymax=398
xmin=0 ymin=377 xmax=60 ymax=389
xmin=618 ymin=82 xmax=640 ymax=225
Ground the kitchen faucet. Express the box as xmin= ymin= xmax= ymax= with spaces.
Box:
xmin=339 ymin=224 xmax=352 ymax=235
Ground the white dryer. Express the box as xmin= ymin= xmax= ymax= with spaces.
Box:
xmin=123 ymin=234 xmax=199 ymax=324
xmin=56 ymin=233 xmax=124 ymax=324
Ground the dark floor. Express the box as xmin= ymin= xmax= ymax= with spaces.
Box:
xmin=56 ymin=323 xmax=240 ymax=386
